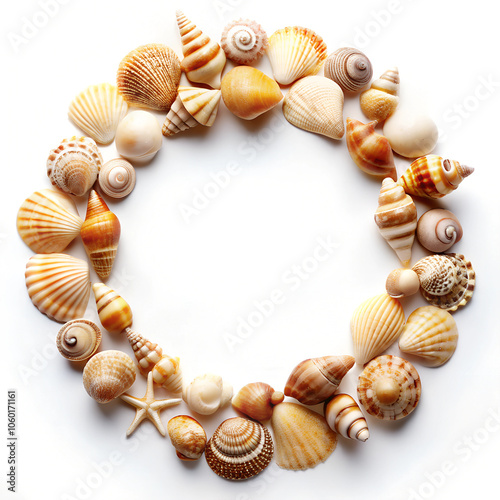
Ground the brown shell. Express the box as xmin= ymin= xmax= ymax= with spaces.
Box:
xmin=324 ymin=47 xmax=373 ymax=93
xmin=56 ymin=319 xmax=101 ymax=362
xmin=167 ymin=415 xmax=207 ymax=460
xmin=232 ymin=382 xmax=284 ymax=421
xmin=125 ymin=327 xmax=163 ymax=375
xmin=92 ymin=283 xmax=133 ymax=333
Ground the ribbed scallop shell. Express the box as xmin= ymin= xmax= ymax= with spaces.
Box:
xmin=17 ymin=189 xmax=83 ymax=253
xmin=351 ymin=293 xmax=405 ymax=365
xmin=283 ymin=75 xmax=344 ymax=139
xmin=220 ymin=19 xmax=268 ymax=65
xmin=124 ymin=327 xmax=163 ymax=375
xmin=232 ymin=382 xmax=284 ymax=422
xmin=25 ymin=253 xmax=91 ymax=323
xmin=167 ymin=415 xmax=207 ymax=461
xmin=92 ymin=283 xmax=133 ymax=333
xmin=385 ymin=268 xmax=420 ymax=298
xmin=152 ymin=355 xmax=182 ymax=394
xmin=47 ymin=136 xmax=102 ymax=197
xmin=324 ymin=48 xmax=372 ymax=93
xmin=183 ymin=374 xmax=233 ymax=415
xmin=417 ymin=209 xmax=463 ymax=253
xmin=98 ymin=159 xmax=136 ymax=199
xmin=284 ymin=355 xmax=355 ymax=405
xmin=271 ymin=402 xmax=337 ymax=470
xmin=360 ymin=67 xmax=399 ymax=122
xmin=56 ymin=319 xmax=101 ymax=362
xmin=68 ymin=83 xmax=128 ymax=145
xmin=357 ymin=355 xmax=421 ymax=420
xmin=82 ymin=350 xmax=136 ymax=403
xmin=267 ymin=27 xmax=327 ymax=86
xmin=324 ymin=394 xmax=369 ymax=442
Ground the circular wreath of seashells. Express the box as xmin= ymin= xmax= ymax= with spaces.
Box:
xmin=17 ymin=10 xmax=476 ymax=481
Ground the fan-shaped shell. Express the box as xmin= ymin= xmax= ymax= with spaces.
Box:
xmin=56 ymin=319 xmax=101 ymax=362
xmin=124 ymin=327 xmax=163 ymax=375
xmin=324 ymin=394 xmax=369 ymax=442
xmin=183 ymin=374 xmax=233 ymax=415
xmin=385 ymin=268 xmax=420 ymax=298
xmin=205 ymin=417 xmax=273 ymax=480
xmin=98 ymin=159 xmax=136 ymax=199
xmin=357 ymin=355 xmax=421 ymax=420
xmin=417 ymin=209 xmax=463 ymax=253
xmin=25 ymin=253 xmax=91 ymax=323
xmin=17 ymin=189 xmax=83 ymax=253
xmin=232 ymin=382 xmax=284 ymax=422
xmin=167 ymin=415 xmax=207 ymax=461
xmin=324 ymin=47 xmax=373 ymax=93
xmin=92 ymin=283 xmax=133 ymax=333
xmin=360 ymin=67 xmax=399 ymax=122
xmin=68 ymin=83 xmax=128 ymax=145
xmin=152 ymin=355 xmax=182 ymax=394
xmin=221 ymin=19 xmax=268 ymax=65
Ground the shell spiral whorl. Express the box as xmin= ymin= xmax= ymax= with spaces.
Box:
xmin=325 ymin=47 xmax=373 ymax=93
xmin=98 ymin=159 xmax=136 ymax=199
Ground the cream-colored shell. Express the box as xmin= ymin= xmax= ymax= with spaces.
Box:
xmin=125 ymin=327 xmax=163 ymax=375
xmin=98 ymin=159 xmax=136 ymax=199
xmin=360 ymin=67 xmax=399 ymax=122
xmin=324 ymin=47 xmax=373 ymax=93
xmin=92 ymin=283 xmax=133 ymax=333
xmin=183 ymin=374 xmax=233 ymax=415
xmin=324 ymin=394 xmax=369 ymax=442
xmin=417 ymin=209 xmax=463 ymax=253
xmin=167 ymin=415 xmax=207 ymax=461
xmin=232 ymin=382 xmax=284 ymax=422
xmin=220 ymin=19 xmax=268 ymax=65
xmin=385 ymin=268 xmax=420 ymax=298
xmin=56 ymin=319 xmax=101 ymax=362
xmin=152 ymin=355 xmax=182 ymax=394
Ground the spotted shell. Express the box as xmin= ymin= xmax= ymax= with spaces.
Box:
xmin=98 ymin=159 xmax=136 ymax=199
xmin=125 ymin=327 xmax=163 ymax=375
xmin=56 ymin=319 xmax=101 ymax=362
xmin=92 ymin=283 xmax=133 ymax=333
xmin=232 ymin=382 xmax=284 ymax=422
xmin=167 ymin=415 xmax=207 ymax=461
xmin=416 ymin=209 xmax=463 ymax=253
xmin=324 ymin=47 xmax=373 ymax=93
xmin=221 ymin=19 xmax=268 ymax=65
xmin=324 ymin=394 xmax=369 ymax=442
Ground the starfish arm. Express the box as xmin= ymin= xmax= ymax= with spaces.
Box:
xmin=125 ymin=408 xmax=147 ymax=436
xmin=150 ymin=398 xmax=182 ymax=411
xmin=146 ymin=409 xmax=167 ymax=437
xmin=120 ymin=394 xmax=148 ymax=410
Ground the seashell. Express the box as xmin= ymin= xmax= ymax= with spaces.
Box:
xmin=82 ymin=350 xmax=136 ymax=404
xmin=360 ymin=67 xmax=399 ymax=122
xmin=283 ymin=75 xmax=344 ymax=139
xmin=124 ymin=327 xmax=163 ymax=376
xmin=17 ymin=189 xmax=83 ymax=253
xmin=357 ymin=355 xmax=421 ymax=420
xmin=324 ymin=394 xmax=369 ymax=442
xmin=345 ymin=118 xmax=397 ymax=180
xmin=266 ymin=26 xmax=327 ymax=86
xmin=231 ymin=382 xmax=284 ymax=422
xmin=25 ymin=253 xmax=91 ymax=323
xmin=351 ymin=293 xmax=405 ymax=365
xmin=221 ymin=66 xmax=283 ymax=120
xmin=162 ymin=94 xmax=198 ymax=136
xmin=397 ymin=155 xmax=474 ymax=199
xmin=205 ymin=417 xmax=273 ymax=480
xmin=152 ymin=355 xmax=182 ymax=394
xmin=324 ymin=47 xmax=373 ymax=93
xmin=68 ymin=83 xmax=128 ymax=145
xmin=176 ymin=10 xmax=226 ymax=89
xmin=167 ymin=415 xmax=207 ymax=461
xmin=271 ymin=402 xmax=337 ymax=470
xmin=220 ymin=19 xmax=268 ymax=65
xmin=115 ymin=110 xmax=163 ymax=163
xmin=416 ymin=209 xmax=463 ymax=253
xmin=374 ymin=177 xmax=417 ymax=267
xmin=47 ymin=136 xmax=102 ymax=197
xmin=284 ymin=355 xmax=355 ymax=405
xmin=183 ymin=374 xmax=233 ymax=415
xmin=116 ymin=43 xmax=181 ymax=111
xmin=412 ymin=253 xmax=475 ymax=311
xmin=92 ymin=283 xmax=133 ymax=333
xmin=398 ymin=306 xmax=458 ymax=366
xmin=385 ymin=268 xmax=420 ymax=298
xmin=80 ymin=190 xmax=121 ymax=280
xmin=98 ymin=159 xmax=136 ymax=199
xmin=56 ymin=319 xmax=101 ymax=362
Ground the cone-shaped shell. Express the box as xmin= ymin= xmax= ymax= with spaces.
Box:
xmin=125 ymin=327 xmax=163 ymax=375
xmin=83 ymin=350 xmax=136 ymax=403
xmin=360 ymin=67 xmax=399 ymax=122
xmin=98 ymin=159 xmax=136 ymax=199
xmin=416 ymin=209 xmax=463 ymax=253
xmin=271 ymin=402 xmax=337 ymax=470
xmin=351 ymin=293 xmax=405 ymax=365
xmin=68 ymin=83 xmax=128 ymax=145
xmin=374 ymin=178 xmax=417 ymax=267
xmin=267 ymin=27 xmax=327 ymax=86
xmin=324 ymin=394 xmax=369 ymax=442
xmin=205 ymin=417 xmax=273 ymax=480
xmin=232 ymin=382 xmax=284 ymax=422
xmin=17 ymin=189 xmax=83 ymax=253
xmin=346 ymin=118 xmax=397 ymax=180
xmin=183 ymin=374 xmax=233 ymax=415
xmin=357 ymin=355 xmax=421 ymax=420
xmin=167 ymin=415 xmax=207 ymax=461
xmin=283 ymin=75 xmax=344 ymax=139
xmin=324 ymin=47 xmax=373 ymax=93
xmin=152 ymin=355 xmax=182 ymax=394
xmin=221 ymin=19 xmax=268 ymax=65
xmin=56 ymin=319 xmax=101 ymax=362
xmin=398 ymin=155 xmax=474 ymax=199
xmin=284 ymin=355 xmax=355 ymax=405
xmin=162 ymin=94 xmax=198 ymax=136
xmin=92 ymin=283 xmax=133 ymax=333
xmin=176 ymin=10 xmax=226 ymax=89
xmin=221 ymin=66 xmax=283 ymax=120
xmin=25 ymin=253 xmax=91 ymax=323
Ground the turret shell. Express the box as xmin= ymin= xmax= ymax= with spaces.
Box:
xmin=56 ymin=319 xmax=101 ymax=362
xmin=152 ymin=355 xmax=182 ymax=394
xmin=324 ymin=394 xmax=369 ymax=442
xmin=324 ymin=47 xmax=373 ymax=93
xmin=125 ymin=327 xmax=163 ymax=375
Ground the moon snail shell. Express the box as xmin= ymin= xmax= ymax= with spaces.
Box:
xmin=56 ymin=319 xmax=102 ymax=362
xmin=98 ymin=159 xmax=136 ymax=199
xmin=417 ymin=209 xmax=463 ymax=253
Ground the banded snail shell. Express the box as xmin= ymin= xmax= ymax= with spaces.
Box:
xmin=56 ymin=319 xmax=101 ymax=362
xmin=324 ymin=47 xmax=373 ymax=93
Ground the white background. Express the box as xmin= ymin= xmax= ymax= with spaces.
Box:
xmin=2 ymin=0 xmax=499 ymax=499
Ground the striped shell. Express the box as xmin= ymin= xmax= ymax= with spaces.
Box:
xmin=152 ymin=355 xmax=182 ymax=394
xmin=324 ymin=394 xmax=369 ymax=442
xmin=232 ymin=382 xmax=284 ymax=422
xmin=56 ymin=319 xmax=101 ymax=362
xmin=167 ymin=415 xmax=207 ymax=461
xmin=125 ymin=328 xmax=163 ymax=375
xmin=92 ymin=283 xmax=133 ymax=333
xmin=324 ymin=47 xmax=373 ymax=93
xmin=98 ymin=159 xmax=136 ymax=199
xmin=360 ymin=67 xmax=399 ymax=122
xmin=220 ymin=19 xmax=268 ymax=65
xmin=416 ymin=209 xmax=463 ymax=253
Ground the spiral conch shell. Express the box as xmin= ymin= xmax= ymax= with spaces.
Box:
xmin=374 ymin=178 xmax=417 ymax=267
xmin=417 ymin=209 xmax=463 ymax=253
xmin=360 ymin=67 xmax=399 ymax=122
xmin=152 ymin=355 xmax=182 ymax=394
xmin=183 ymin=374 xmax=233 ymax=415
xmin=232 ymin=382 xmax=284 ymax=422
xmin=92 ymin=283 xmax=133 ymax=333
xmin=221 ymin=19 xmax=268 ymax=65
xmin=167 ymin=415 xmax=207 ymax=461
xmin=56 ymin=319 xmax=101 ymax=362
xmin=324 ymin=394 xmax=369 ymax=442
xmin=176 ymin=10 xmax=226 ymax=89
xmin=283 ymin=75 xmax=344 ymax=139
xmin=324 ymin=47 xmax=373 ymax=93
xmin=124 ymin=327 xmax=163 ymax=376
xmin=98 ymin=159 xmax=136 ymax=199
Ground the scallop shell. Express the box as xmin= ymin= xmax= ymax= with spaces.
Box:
xmin=116 ymin=43 xmax=181 ymax=111
xmin=92 ymin=283 xmax=133 ymax=333
xmin=80 ymin=190 xmax=121 ymax=280
xmin=25 ymin=253 xmax=91 ymax=323
xmin=345 ymin=118 xmax=397 ymax=180
xmin=417 ymin=209 xmax=463 ymax=253
xmin=221 ymin=66 xmax=283 ymax=120
xmin=266 ymin=26 xmax=327 ymax=86
xmin=324 ymin=394 xmax=369 ymax=442
xmin=374 ymin=178 xmax=417 ymax=267
xmin=152 ymin=355 xmax=182 ymax=394
xmin=47 ymin=136 xmax=102 ymax=197
xmin=56 ymin=319 xmax=102 ymax=362
xmin=124 ymin=327 xmax=163 ymax=376
xmin=232 ymin=382 xmax=284 ymax=422
xmin=17 ymin=189 xmax=83 ymax=253
xmin=167 ymin=415 xmax=207 ymax=461
xmin=324 ymin=47 xmax=373 ymax=93
xmin=183 ymin=374 xmax=233 ymax=415
xmin=360 ymin=67 xmax=399 ymax=122
xmin=385 ymin=268 xmax=420 ymax=298
xmin=357 ymin=355 xmax=421 ymax=420
xmin=68 ymin=83 xmax=128 ymax=145
xmin=284 ymin=355 xmax=355 ymax=405
xmin=98 ymin=159 xmax=136 ymax=199
xmin=283 ymin=75 xmax=344 ymax=139
xmin=271 ymin=402 xmax=337 ymax=470
xmin=220 ymin=19 xmax=268 ymax=65
xmin=176 ymin=10 xmax=226 ymax=89
xmin=82 ymin=350 xmax=136 ymax=404
xmin=351 ymin=293 xmax=405 ymax=365
xmin=398 ymin=306 xmax=458 ymax=366
xmin=205 ymin=417 xmax=273 ymax=480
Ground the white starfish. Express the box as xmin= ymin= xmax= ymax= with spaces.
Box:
xmin=120 ymin=371 xmax=181 ymax=436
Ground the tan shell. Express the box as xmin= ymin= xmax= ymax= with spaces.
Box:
xmin=385 ymin=268 xmax=420 ymax=298
xmin=151 ymin=355 xmax=182 ymax=394
xmin=98 ymin=159 xmax=136 ymax=199
xmin=124 ymin=327 xmax=163 ymax=376
xmin=56 ymin=319 xmax=101 ymax=362
xmin=357 ymin=355 xmax=421 ymax=420
xmin=324 ymin=47 xmax=373 ymax=93
xmin=324 ymin=394 xmax=369 ymax=442
xmin=417 ymin=209 xmax=463 ymax=253
xmin=82 ymin=350 xmax=136 ymax=403
xmin=167 ymin=415 xmax=207 ymax=461
xmin=220 ymin=19 xmax=268 ymax=65
xmin=360 ymin=67 xmax=399 ymax=122
xmin=231 ymin=382 xmax=284 ymax=422
xmin=92 ymin=283 xmax=133 ymax=333
xmin=283 ymin=75 xmax=344 ymax=139
xmin=183 ymin=374 xmax=233 ymax=415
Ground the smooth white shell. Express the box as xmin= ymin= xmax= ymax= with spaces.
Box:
xmin=183 ymin=374 xmax=233 ymax=415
